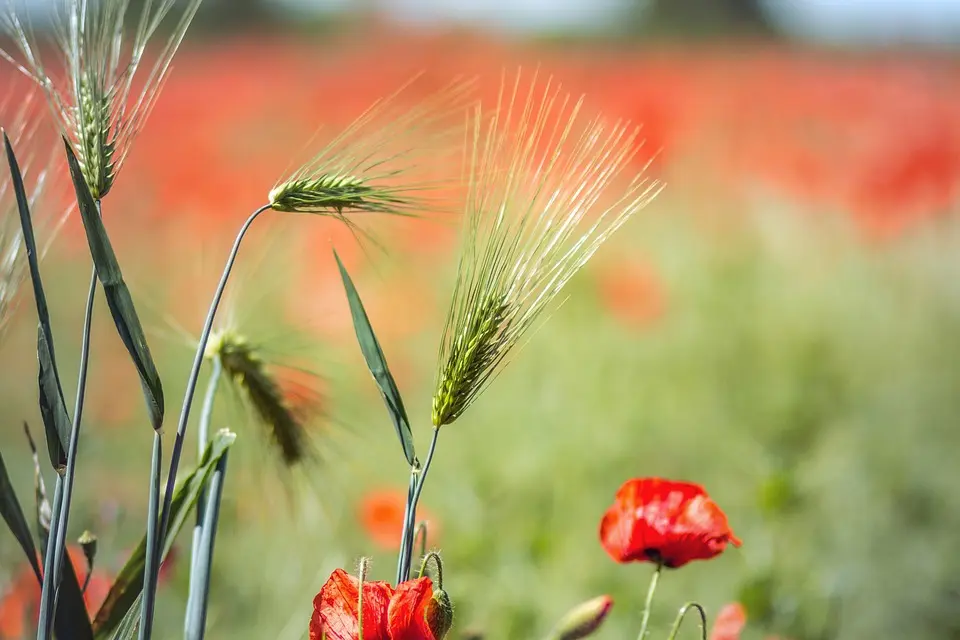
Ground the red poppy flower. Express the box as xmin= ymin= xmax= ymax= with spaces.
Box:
xmin=709 ymin=603 xmax=747 ymax=640
xmin=310 ymin=569 xmax=451 ymax=640
xmin=599 ymin=477 xmax=741 ymax=568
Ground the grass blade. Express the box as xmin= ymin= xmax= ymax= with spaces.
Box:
xmin=0 ymin=446 xmax=43 ymax=582
xmin=334 ymin=250 xmax=417 ymax=466
xmin=92 ymin=430 xmax=237 ymax=639
xmin=63 ymin=138 xmax=164 ymax=431
xmin=111 ymin=594 xmax=143 ymax=640
xmin=4 ymin=133 xmax=70 ymax=469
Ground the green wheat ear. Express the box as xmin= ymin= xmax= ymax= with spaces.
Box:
xmin=1 ymin=0 xmax=203 ymax=198
xmin=76 ymin=72 xmax=115 ymax=199
xmin=206 ymin=329 xmax=323 ymax=466
xmin=269 ymin=76 xmax=476 ymax=218
xmin=431 ymin=71 xmax=663 ymax=427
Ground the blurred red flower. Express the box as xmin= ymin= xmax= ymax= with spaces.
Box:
xmin=359 ymin=490 xmax=440 ymax=551
xmin=0 ymin=545 xmax=111 ymax=639
xmin=309 ymin=568 xmax=449 ymax=640
xmin=709 ymin=603 xmax=747 ymax=640
xmin=595 ymin=258 xmax=666 ymax=330
xmin=599 ymin=477 xmax=741 ymax=568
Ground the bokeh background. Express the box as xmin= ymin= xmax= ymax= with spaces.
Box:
xmin=3 ymin=0 xmax=960 ymax=638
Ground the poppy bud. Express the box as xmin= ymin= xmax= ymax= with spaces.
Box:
xmin=548 ymin=595 xmax=614 ymax=640
xmin=423 ymin=587 xmax=454 ymax=639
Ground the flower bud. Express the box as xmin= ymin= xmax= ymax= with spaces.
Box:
xmin=423 ymin=587 xmax=454 ymax=639
xmin=549 ymin=595 xmax=614 ymax=640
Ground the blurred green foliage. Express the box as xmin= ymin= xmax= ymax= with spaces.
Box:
xmin=2 ymin=198 xmax=960 ymax=639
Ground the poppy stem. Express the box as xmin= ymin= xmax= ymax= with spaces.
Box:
xmin=665 ymin=602 xmax=707 ymax=640
xmin=636 ymin=563 xmax=663 ymax=640
xmin=417 ymin=551 xmax=444 ymax=589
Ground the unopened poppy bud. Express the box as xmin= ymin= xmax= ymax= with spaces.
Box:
xmin=423 ymin=587 xmax=454 ymax=639
xmin=548 ymin=595 xmax=614 ymax=640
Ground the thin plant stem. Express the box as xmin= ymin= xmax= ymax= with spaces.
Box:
xmin=139 ymin=432 xmax=163 ymax=640
xmin=395 ymin=468 xmax=419 ymax=585
xmin=399 ymin=427 xmax=440 ymax=582
xmin=186 ymin=358 xmax=222 ymax=633
xmin=49 ymin=265 xmax=97 ymax=587
xmin=36 ymin=476 xmax=63 ymax=640
xmin=37 ymin=197 xmax=100 ymax=640
xmin=147 ymin=204 xmax=270 ymax=608
xmin=184 ymin=450 xmax=230 ymax=640
xmin=417 ymin=551 xmax=443 ymax=588
xmin=413 ymin=520 xmax=428 ymax=565
xmin=637 ymin=563 xmax=663 ymax=640
xmin=666 ymin=603 xmax=707 ymax=640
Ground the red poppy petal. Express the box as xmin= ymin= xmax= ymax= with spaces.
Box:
xmin=387 ymin=577 xmax=435 ymax=640
xmin=311 ymin=568 xmax=393 ymax=640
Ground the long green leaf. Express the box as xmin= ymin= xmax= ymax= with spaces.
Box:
xmin=0 ymin=447 xmax=42 ymax=582
xmin=5 ymin=133 xmax=70 ymax=469
xmin=111 ymin=594 xmax=143 ymax=640
xmin=63 ymin=139 xmax=164 ymax=431
xmin=91 ymin=430 xmax=237 ymax=639
xmin=334 ymin=250 xmax=417 ymax=466
xmin=38 ymin=326 xmax=70 ymax=471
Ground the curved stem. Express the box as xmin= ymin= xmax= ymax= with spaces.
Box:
xmin=666 ymin=603 xmax=707 ymax=640
xmin=148 ymin=204 xmax=270 ymax=597
xmin=417 ymin=551 xmax=444 ymax=589
xmin=399 ymin=427 xmax=440 ymax=582
xmin=636 ymin=563 xmax=663 ymax=640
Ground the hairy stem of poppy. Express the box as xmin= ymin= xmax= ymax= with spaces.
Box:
xmin=636 ymin=563 xmax=663 ymax=640
xmin=398 ymin=427 xmax=440 ymax=583
xmin=665 ymin=603 xmax=707 ymax=640
xmin=146 ymin=203 xmax=271 ymax=618
xmin=358 ymin=558 xmax=370 ymax=640
xmin=185 ymin=357 xmax=223 ymax=636
xmin=417 ymin=551 xmax=444 ymax=588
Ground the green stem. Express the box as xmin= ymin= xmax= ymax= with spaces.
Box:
xmin=35 ymin=476 xmax=63 ymax=640
xmin=184 ymin=450 xmax=230 ymax=640
xmin=37 ymin=199 xmax=100 ymax=639
xmin=666 ymin=603 xmax=707 ymax=640
xmin=636 ymin=563 xmax=663 ymax=640
xmin=49 ymin=265 xmax=97 ymax=581
xmin=395 ymin=468 xmax=419 ymax=585
xmin=139 ymin=432 xmax=163 ymax=640
xmin=148 ymin=204 xmax=270 ymax=612
xmin=417 ymin=551 xmax=443 ymax=588
xmin=399 ymin=427 xmax=440 ymax=583
xmin=186 ymin=356 xmax=223 ymax=632
xmin=413 ymin=521 xmax=428 ymax=565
